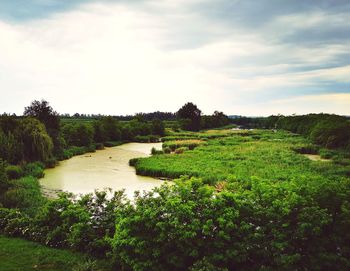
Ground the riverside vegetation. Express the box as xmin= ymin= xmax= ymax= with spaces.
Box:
xmin=0 ymin=100 xmax=350 ymax=270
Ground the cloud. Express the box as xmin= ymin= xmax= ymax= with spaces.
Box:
xmin=0 ymin=0 xmax=349 ymax=116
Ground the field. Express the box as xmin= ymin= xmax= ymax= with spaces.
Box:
xmin=134 ymin=129 xmax=350 ymax=184
xmin=0 ymin=235 xmax=111 ymax=271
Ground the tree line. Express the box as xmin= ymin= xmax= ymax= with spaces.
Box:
xmin=231 ymin=113 xmax=350 ymax=150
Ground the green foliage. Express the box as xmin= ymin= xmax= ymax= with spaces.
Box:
xmin=151 ymin=119 xmax=165 ymax=136
xmin=151 ymin=147 xmax=163 ymax=155
xmin=174 ymin=146 xmax=189 ymax=154
xmin=310 ymin=120 xmax=350 ymax=148
xmin=163 ymin=147 xmax=171 ymax=154
xmin=163 ymin=139 xmax=205 ymax=151
xmin=24 ymin=162 xmax=45 ymax=178
xmin=24 ymin=100 xmax=62 ymax=156
xmin=5 ymin=165 xmax=23 ymax=179
xmin=20 ymin=118 xmax=54 ymax=162
xmin=60 ymin=146 xmax=96 ymax=160
xmin=0 ymin=235 xmax=111 ymax=271
xmin=110 ymin=175 xmax=350 ymax=270
xmin=134 ymin=135 xmax=159 ymax=143
xmin=0 ymin=159 xmax=9 ymax=196
xmin=177 ymin=102 xmax=202 ymax=131
xmin=1 ymin=176 xmax=45 ymax=215
xmin=62 ymin=123 xmax=94 ymax=147
xmin=104 ymin=141 xmax=123 ymax=147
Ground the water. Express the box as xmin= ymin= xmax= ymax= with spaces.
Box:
xmin=40 ymin=142 xmax=163 ymax=199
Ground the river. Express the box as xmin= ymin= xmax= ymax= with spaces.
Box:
xmin=40 ymin=142 xmax=163 ymax=199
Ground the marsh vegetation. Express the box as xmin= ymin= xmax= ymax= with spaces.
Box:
xmin=1 ymin=100 xmax=350 ymax=270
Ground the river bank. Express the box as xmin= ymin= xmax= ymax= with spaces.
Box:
xmin=40 ymin=142 xmax=163 ymax=199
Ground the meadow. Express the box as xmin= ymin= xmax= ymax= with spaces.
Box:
xmin=133 ymin=129 xmax=350 ymax=184
xmin=0 ymin=235 xmax=111 ymax=271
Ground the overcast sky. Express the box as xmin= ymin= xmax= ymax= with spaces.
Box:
xmin=0 ymin=0 xmax=349 ymax=116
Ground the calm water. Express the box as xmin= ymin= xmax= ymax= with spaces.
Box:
xmin=40 ymin=142 xmax=163 ymax=198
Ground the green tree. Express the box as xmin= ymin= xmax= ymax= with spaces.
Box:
xmin=151 ymin=119 xmax=165 ymax=136
xmin=0 ymin=159 xmax=9 ymax=195
xmin=20 ymin=118 xmax=53 ymax=162
xmin=177 ymin=102 xmax=202 ymax=131
xmin=24 ymin=100 xmax=62 ymax=155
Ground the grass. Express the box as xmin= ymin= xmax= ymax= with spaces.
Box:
xmin=0 ymin=235 xmax=111 ymax=271
xmin=162 ymin=139 xmax=205 ymax=151
xmin=133 ymin=129 xmax=350 ymax=184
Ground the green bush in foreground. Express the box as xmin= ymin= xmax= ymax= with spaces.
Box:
xmin=112 ymin=177 xmax=350 ymax=270
xmin=0 ymin=174 xmax=349 ymax=270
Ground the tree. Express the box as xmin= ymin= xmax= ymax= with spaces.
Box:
xmin=24 ymin=100 xmax=61 ymax=154
xmin=177 ymin=102 xmax=202 ymax=131
xmin=24 ymin=100 xmax=60 ymax=132
xmin=0 ymin=159 xmax=9 ymax=195
xmin=151 ymin=119 xmax=165 ymax=136
xmin=20 ymin=118 xmax=53 ymax=161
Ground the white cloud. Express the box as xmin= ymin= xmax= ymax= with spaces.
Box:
xmin=0 ymin=1 xmax=349 ymax=116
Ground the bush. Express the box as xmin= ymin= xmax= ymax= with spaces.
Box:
xmin=5 ymin=165 xmax=23 ymax=179
xmin=129 ymin=158 xmax=139 ymax=166
xmin=175 ymin=147 xmax=189 ymax=154
xmin=2 ymin=176 xmax=45 ymax=214
xmin=151 ymin=147 xmax=164 ymax=155
xmin=45 ymin=158 xmax=58 ymax=168
xmin=104 ymin=141 xmax=123 ymax=147
xmin=23 ymin=162 xmax=45 ymax=178
xmin=293 ymin=144 xmax=319 ymax=154
xmin=163 ymin=147 xmax=171 ymax=154
xmin=95 ymin=143 xmax=104 ymax=150
xmin=163 ymin=140 xmax=204 ymax=151
xmin=0 ymin=207 xmax=30 ymax=237
xmin=319 ymin=149 xmax=337 ymax=159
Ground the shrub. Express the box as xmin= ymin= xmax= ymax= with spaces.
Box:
xmin=45 ymin=158 xmax=58 ymax=168
xmin=23 ymin=162 xmax=45 ymax=178
xmin=151 ymin=147 xmax=164 ymax=155
xmin=0 ymin=208 xmax=30 ymax=237
xmin=175 ymin=147 xmax=189 ymax=154
xmin=293 ymin=144 xmax=319 ymax=154
xmin=95 ymin=143 xmax=104 ymax=150
xmin=163 ymin=147 xmax=171 ymax=154
xmin=129 ymin=158 xmax=139 ymax=166
xmin=104 ymin=141 xmax=123 ymax=147
xmin=163 ymin=140 xmax=204 ymax=151
xmin=319 ymin=149 xmax=337 ymax=159
xmin=2 ymin=176 xmax=45 ymax=214
xmin=5 ymin=165 xmax=23 ymax=179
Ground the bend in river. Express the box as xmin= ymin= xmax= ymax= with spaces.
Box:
xmin=40 ymin=142 xmax=163 ymax=199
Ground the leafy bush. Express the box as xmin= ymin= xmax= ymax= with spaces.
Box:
xmin=0 ymin=159 xmax=9 ymax=195
xmin=104 ymin=141 xmax=123 ymax=147
xmin=319 ymin=149 xmax=338 ymax=159
xmin=45 ymin=157 xmax=58 ymax=168
xmin=2 ymin=176 xmax=45 ymax=214
xmin=163 ymin=139 xmax=205 ymax=151
xmin=23 ymin=162 xmax=45 ymax=178
xmin=292 ymin=144 xmax=319 ymax=154
xmin=95 ymin=143 xmax=104 ymax=150
xmin=111 ymin=177 xmax=350 ymax=270
xmin=151 ymin=147 xmax=164 ymax=155
xmin=129 ymin=158 xmax=139 ymax=166
xmin=174 ymin=146 xmax=189 ymax=154
xmin=5 ymin=165 xmax=23 ymax=179
xmin=0 ymin=207 xmax=30 ymax=237
xmin=163 ymin=147 xmax=171 ymax=154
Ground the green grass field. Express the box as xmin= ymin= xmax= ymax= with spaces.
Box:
xmin=134 ymin=129 xmax=350 ymax=184
xmin=0 ymin=235 xmax=111 ymax=271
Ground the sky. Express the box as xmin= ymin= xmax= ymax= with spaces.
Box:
xmin=0 ymin=0 xmax=349 ymax=116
